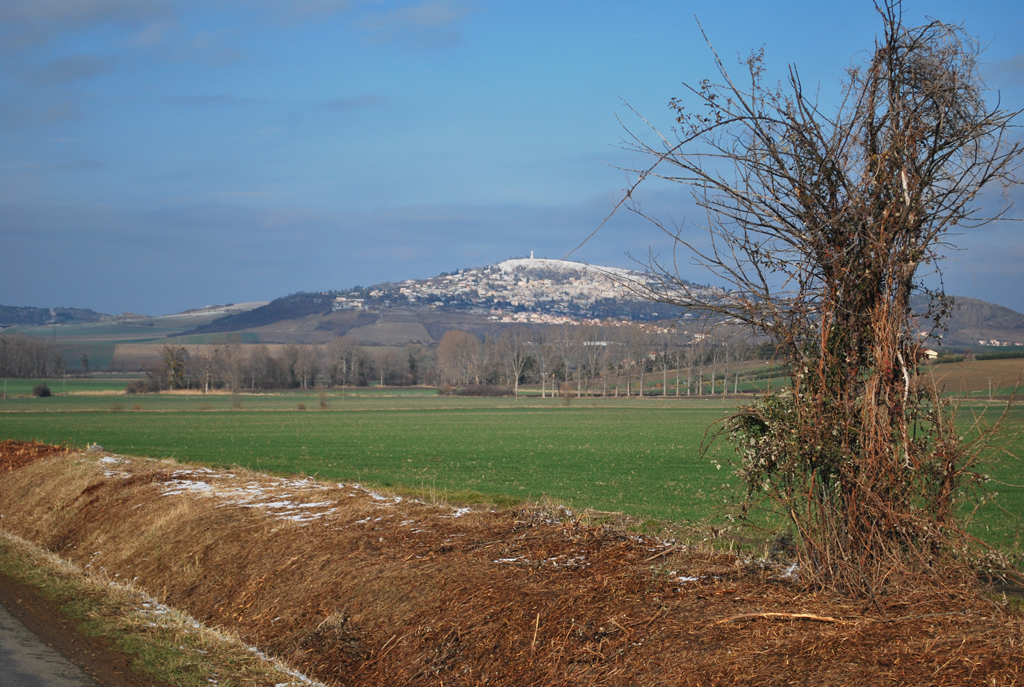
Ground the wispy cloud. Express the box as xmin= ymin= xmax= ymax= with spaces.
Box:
xmin=0 ymin=0 xmax=167 ymax=24
xmin=366 ymin=0 xmax=472 ymax=30
xmin=0 ymin=98 xmax=81 ymax=127
xmin=162 ymin=93 xmax=263 ymax=107
xmin=124 ymin=18 xmax=177 ymax=48
xmin=0 ymin=0 xmax=169 ymax=51
xmin=259 ymin=0 xmax=354 ymax=21
xmin=317 ymin=95 xmax=385 ymax=110
xmin=55 ymin=158 xmax=105 ymax=170
xmin=23 ymin=54 xmax=118 ymax=85
xmin=145 ymin=29 xmax=246 ymax=66
xmin=984 ymin=54 xmax=1024 ymax=88
xmin=361 ymin=0 xmax=475 ymax=47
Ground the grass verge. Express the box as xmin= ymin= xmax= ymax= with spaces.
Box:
xmin=0 ymin=529 xmax=324 ymax=687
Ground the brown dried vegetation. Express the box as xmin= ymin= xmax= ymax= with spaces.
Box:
xmin=616 ymin=1 xmax=1023 ymax=592
xmin=0 ymin=439 xmax=68 ymax=473
xmin=1 ymin=441 xmax=1023 ymax=685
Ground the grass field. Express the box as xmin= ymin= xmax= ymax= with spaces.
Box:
xmin=2 ymin=381 xmax=1023 ymax=551
xmin=0 ymin=392 xmax=737 ymax=524
xmin=1 ymin=377 xmax=142 ymax=397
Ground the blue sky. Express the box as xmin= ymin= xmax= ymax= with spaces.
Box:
xmin=1 ymin=0 xmax=1022 ymax=315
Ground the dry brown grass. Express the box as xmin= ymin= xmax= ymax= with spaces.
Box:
xmin=1 ymin=442 xmax=1023 ymax=686
xmin=926 ymin=358 xmax=1024 ymax=395
xmin=0 ymin=529 xmax=333 ymax=687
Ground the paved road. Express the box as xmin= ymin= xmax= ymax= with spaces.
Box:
xmin=0 ymin=600 xmax=99 ymax=687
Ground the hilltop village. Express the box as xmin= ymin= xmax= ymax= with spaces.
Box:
xmin=332 ymin=257 xmax=716 ymax=324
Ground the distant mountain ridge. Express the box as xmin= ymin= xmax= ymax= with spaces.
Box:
xmin=0 ymin=305 xmax=109 ymax=327
xmin=173 ymin=258 xmax=691 ymax=338
xmin=173 ymin=257 xmax=1024 ymax=346
xmin=941 ymin=297 xmax=1024 ymax=346
xmin=176 ymin=293 xmax=338 ymax=336
xmin=3 ymin=259 xmax=1022 ymax=348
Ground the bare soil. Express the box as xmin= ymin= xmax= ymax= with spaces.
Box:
xmin=1 ymin=441 xmax=1023 ymax=686
xmin=0 ymin=439 xmax=69 ymax=473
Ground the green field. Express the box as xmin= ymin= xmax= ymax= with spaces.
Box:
xmin=0 ymin=377 xmax=144 ymax=397
xmin=2 ymin=385 xmax=1022 ymax=550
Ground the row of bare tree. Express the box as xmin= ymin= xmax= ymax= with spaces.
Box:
xmin=145 ymin=338 xmax=428 ymax=392
xmin=0 ymin=334 xmax=62 ymax=378
xmin=435 ymin=323 xmax=760 ymax=398
xmin=136 ymin=324 xmax=760 ymax=395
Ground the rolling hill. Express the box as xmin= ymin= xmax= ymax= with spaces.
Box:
xmin=3 ymin=259 xmax=1022 ymax=355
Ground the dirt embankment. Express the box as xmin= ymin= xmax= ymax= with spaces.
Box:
xmin=1 ymin=442 xmax=1022 ymax=686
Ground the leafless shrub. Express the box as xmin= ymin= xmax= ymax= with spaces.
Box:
xmin=619 ymin=2 xmax=1022 ymax=592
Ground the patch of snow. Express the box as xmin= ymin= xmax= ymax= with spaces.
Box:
xmin=162 ymin=480 xmax=214 ymax=496
xmin=496 ymin=258 xmax=644 ymax=282
xmin=247 ymin=646 xmax=325 ymax=687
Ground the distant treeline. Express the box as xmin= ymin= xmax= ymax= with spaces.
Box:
xmin=130 ymin=338 xmax=428 ymax=393
xmin=0 ymin=334 xmax=63 ymax=378
xmin=133 ymin=323 xmax=769 ymax=397
xmin=432 ymin=323 xmax=763 ymax=397
xmin=976 ymin=350 xmax=1024 ymax=361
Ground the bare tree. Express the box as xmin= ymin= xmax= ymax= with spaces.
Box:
xmin=629 ymin=325 xmax=653 ymax=398
xmin=436 ymin=330 xmax=482 ymax=387
xmin=218 ymin=335 xmax=245 ymax=392
xmin=613 ymin=325 xmax=636 ymax=396
xmin=500 ymin=326 xmax=530 ymax=398
xmin=295 ymin=345 xmax=321 ymax=389
xmin=327 ymin=336 xmax=359 ymax=392
xmin=619 ymin=3 xmax=1021 ymax=589
xmin=249 ymin=345 xmax=282 ymax=389
xmin=580 ymin=323 xmax=608 ymax=397
xmin=190 ymin=345 xmax=221 ymax=393
xmin=405 ymin=344 xmax=424 ymax=385
xmin=553 ymin=324 xmax=577 ymax=397
xmin=531 ymin=332 xmax=552 ymax=398
xmin=659 ymin=333 xmax=671 ymax=397
xmin=160 ymin=345 xmax=188 ymax=389
xmin=375 ymin=349 xmax=399 ymax=387
xmin=0 ymin=335 xmax=56 ymax=378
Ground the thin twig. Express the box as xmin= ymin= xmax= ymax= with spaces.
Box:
xmin=644 ymin=544 xmax=678 ymax=562
xmin=712 ymin=612 xmax=849 ymax=625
